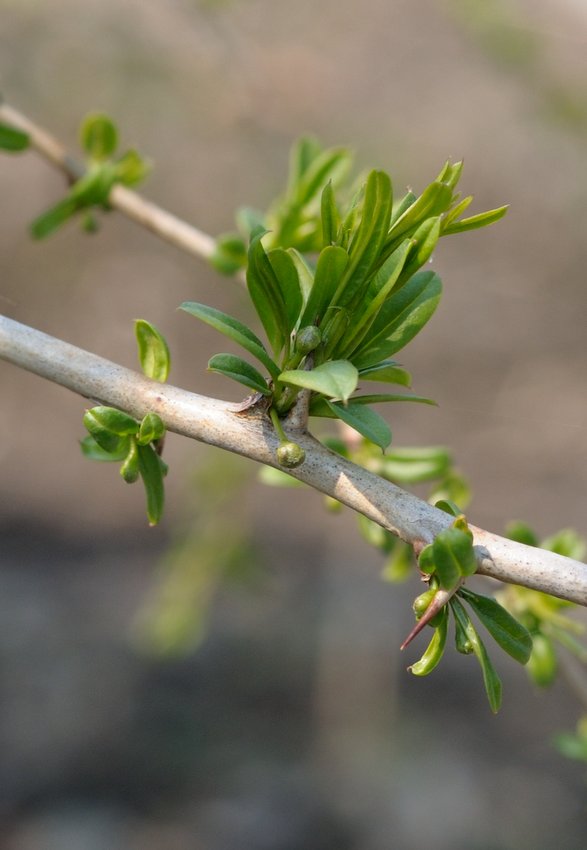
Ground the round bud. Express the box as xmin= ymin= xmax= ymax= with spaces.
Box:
xmin=295 ymin=326 xmax=322 ymax=355
xmin=276 ymin=441 xmax=306 ymax=469
xmin=413 ymin=588 xmax=436 ymax=619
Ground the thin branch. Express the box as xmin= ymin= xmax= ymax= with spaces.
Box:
xmin=0 ymin=101 xmax=217 ymax=262
xmin=2 ymin=313 xmax=587 ymax=607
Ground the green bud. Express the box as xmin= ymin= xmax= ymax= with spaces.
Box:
xmin=276 ymin=442 xmax=306 ymax=468
xmin=137 ymin=412 xmax=166 ymax=446
xmin=295 ymin=326 xmax=322 ymax=355
xmin=413 ymin=588 xmax=437 ymax=619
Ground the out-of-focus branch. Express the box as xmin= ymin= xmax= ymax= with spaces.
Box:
xmin=2 ymin=313 xmax=587 ymax=607
xmin=0 ymin=101 xmax=217 ymax=262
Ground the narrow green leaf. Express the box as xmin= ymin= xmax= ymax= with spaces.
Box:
xmin=432 ymin=527 xmax=476 ymax=589
xmin=208 ymin=353 xmax=271 ymax=395
xmin=295 ymin=147 xmax=351 ymax=207
xmin=137 ymin=412 xmax=166 ymax=446
xmin=385 ymin=181 xmax=453 ymax=249
xmin=408 ymin=609 xmax=448 ymax=676
xmin=319 ymin=399 xmax=392 ymax=451
xmin=436 ymin=159 xmax=464 ymax=190
xmin=358 ymin=361 xmax=411 ymax=386
xmin=377 ymin=446 xmax=452 ymax=484
xmin=137 ymin=443 xmax=165 ymax=525
xmin=135 ymin=319 xmax=171 ymax=382
xmin=352 ymin=270 xmax=442 ymax=363
xmin=442 ymin=205 xmax=509 ymax=235
xmin=321 ymin=180 xmax=341 ymax=246
xmin=435 ymin=499 xmax=464 ymax=517
xmin=390 ymin=190 xmax=417 ymax=225
xmin=443 ymin=195 xmax=473 ymax=228
xmin=397 ymin=216 xmax=441 ymax=283
xmin=246 ymin=230 xmax=288 ymax=355
xmin=279 ymin=360 xmax=358 ymax=402
xmin=343 ymin=393 xmax=435 ymax=406
xmin=30 ymin=197 xmax=78 ymax=239
xmin=179 ymin=302 xmax=280 ymax=380
xmin=300 ymin=245 xmax=348 ymax=327
xmin=458 ymin=588 xmax=533 ymax=665
xmin=268 ymin=247 xmax=302 ymax=332
xmin=0 ymin=122 xmax=30 ymax=151
xmin=80 ymin=113 xmax=118 ymax=159
xmin=80 ymin=434 xmax=129 ymax=462
xmin=331 ymin=170 xmax=393 ymax=310
xmin=451 ymin=598 xmax=503 ymax=713
xmin=287 ymin=136 xmax=323 ymax=196
xmin=287 ymin=248 xmax=314 ymax=303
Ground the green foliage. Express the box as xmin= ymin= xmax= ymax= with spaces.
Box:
xmin=80 ymin=320 xmax=171 ymax=525
xmin=0 ymin=121 xmax=30 ymax=151
xmin=182 ymin=137 xmax=506 ymax=460
xmin=31 ymin=112 xmax=150 ymax=239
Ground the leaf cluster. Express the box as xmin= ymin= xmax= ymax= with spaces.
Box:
xmin=30 ymin=113 xmax=150 ymax=239
xmin=187 ymin=138 xmax=507 ymax=453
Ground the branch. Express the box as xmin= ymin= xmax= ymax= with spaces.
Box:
xmin=2 ymin=313 xmax=587 ymax=607
xmin=0 ymin=101 xmax=217 ymax=262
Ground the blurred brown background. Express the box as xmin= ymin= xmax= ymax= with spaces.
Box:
xmin=1 ymin=1 xmax=587 ymax=848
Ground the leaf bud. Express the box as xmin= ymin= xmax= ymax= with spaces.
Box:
xmin=526 ymin=633 xmax=557 ymax=687
xmin=294 ymin=326 xmax=322 ymax=355
xmin=276 ymin=441 xmax=306 ymax=469
xmin=413 ymin=588 xmax=437 ymax=619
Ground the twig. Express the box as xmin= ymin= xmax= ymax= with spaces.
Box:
xmin=1 ymin=313 xmax=587 ymax=606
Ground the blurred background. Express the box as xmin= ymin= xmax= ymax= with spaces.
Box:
xmin=2 ymin=0 xmax=587 ymax=847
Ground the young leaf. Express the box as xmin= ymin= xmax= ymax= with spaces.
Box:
xmin=321 ymin=180 xmax=341 ymax=246
xmin=120 ymin=438 xmax=140 ymax=483
xmin=397 ymin=216 xmax=441 ymax=283
xmin=85 ymin=406 xmax=140 ymax=437
xmin=179 ymin=302 xmax=280 ymax=380
xmin=408 ymin=608 xmax=448 ymax=676
xmin=208 ymin=353 xmax=271 ymax=395
xmin=210 ymin=233 xmax=247 ymax=275
xmin=358 ymin=361 xmax=411 ymax=386
xmin=137 ymin=412 xmax=166 ymax=446
xmin=246 ymin=230 xmax=288 ymax=356
xmin=458 ymin=588 xmax=532 ymax=665
xmin=316 ymin=399 xmax=392 ymax=451
xmin=279 ymin=360 xmax=358 ymax=402
xmin=341 ymin=393 xmax=434 ymax=406
xmin=295 ymin=147 xmax=351 ymax=207
xmin=80 ymin=113 xmax=118 ymax=160
xmin=83 ymin=410 xmax=132 ymax=454
xmin=268 ymin=247 xmax=302 ymax=332
xmin=385 ymin=181 xmax=452 ymax=250
xmin=137 ymin=442 xmax=165 ymax=526
xmin=451 ymin=598 xmax=503 ymax=713
xmin=299 ymin=245 xmax=348 ymax=328
xmin=432 ymin=526 xmax=477 ymax=589
xmin=0 ymin=122 xmax=30 ymax=151
xmin=351 ymin=270 xmax=442 ymax=364
xmin=390 ymin=190 xmax=416 ymax=225
xmin=442 ymin=205 xmax=509 ymax=235
xmin=377 ymin=446 xmax=452 ymax=484
xmin=135 ymin=319 xmax=171 ymax=382
xmin=80 ymin=434 xmax=129 ymax=462
xmin=115 ymin=149 xmax=150 ymax=187
xmin=30 ymin=197 xmax=78 ymax=239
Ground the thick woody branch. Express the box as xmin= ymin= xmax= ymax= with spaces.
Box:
xmin=2 ymin=313 xmax=587 ymax=607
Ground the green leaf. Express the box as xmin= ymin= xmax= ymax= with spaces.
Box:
xmin=137 ymin=443 xmax=165 ymax=525
xmin=443 ymin=195 xmax=473 ymax=228
xmin=208 ymin=353 xmax=271 ymax=395
xmin=353 ymin=270 xmax=442 ymax=364
xmin=541 ymin=528 xmax=587 ymax=561
xmin=137 ymin=412 xmax=166 ymax=446
xmin=442 ymin=205 xmax=509 ymax=235
xmin=80 ymin=113 xmax=118 ymax=159
xmin=279 ymin=360 xmax=358 ymax=402
xmin=0 ymin=122 xmax=30 ymax=151
xmin=398 ymin=216 xmax=441 ymax=282
xmin=135 ymin=319 xmax=171 ymax=382
xmin=179 ymin=302 xmax=280 ymax=380
xmin=505 ymin=520 xmax=539 ymax=547
xmin=331 ymin=170 xmax=393 ymax=310
xmin=299 ymin=245 xmax=348 ymax=328
xmin=432 ymin=527 xmax=477 ymax=590
xmin=210 ymin=233 xmax=247 ymax=275
xmin=377 ymin=446 xmax=451 ymax=484
xmin=358 ymin=360 xmax=411 ymax=386
xmin=80 ymin=434 xmax=129 ymax=462
xmin=408 ymin=608 xmax=448 ymax=676
xmin=435 ymin=499 xmax=464 ymax=517
xmin=319 ymin=399 xmax=392 ymax=451
xmin=69 ymin=163 xmax=118 ymax=206
xmin=295 ymin=146 xmax=351 ymax=207
xmin=321 ymin=180 xmax=341 ymax=247
xmin=385 ymin=181 xmax=453 ymax=250
xmin=120 ymin=438 xmax=140 ymax=483
xmin=458 ymin=588 xmax=533 ymax=665
xmin=268 ymin=247 xmax=302 ymax=332
xmin=115 ymin=149 xmax=150 ymax=187
xmin=258 ymin=466 xmax=305 ymax=488
xmin=83 ymin=409 xmax=134 ymax=453
xmin=337 ymin=393 xmax=434 ymax=406
xmin=287 ymin=136 xmax=323 ymax=196
xmin=30 ymin=197 xmax=78 ymax=239
xmin=451 ymin=598 xmax=503 ymax=713
xmin=526 ymin=633 xmax=557 ymax=687
xmin=84 ymin=406 xmax=139 ymax=437
xmin=246 ymin=230 xmax=288 ymax=355
xmin=390 ymin=190 xmax=417 ymax=225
